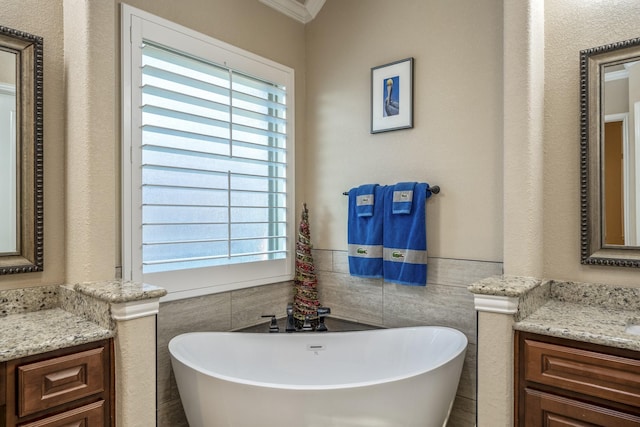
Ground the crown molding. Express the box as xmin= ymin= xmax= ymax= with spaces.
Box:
xmin=111 ymin=298 xmax=161 ymax=321
xmin=259 ymin=0 xmax=326 ymax=24
xmin=473 ymin=294 xmax=519 ymax=314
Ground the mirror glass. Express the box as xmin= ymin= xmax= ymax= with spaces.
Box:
xmin=0 ymin=26 xmax=43 ymax=274
xmin=0 ymin=49 xmax=18 ymax=255
xmin=581 ymin=37 xmax=640 ymax=266
xmin=602 ymin=60 xmax=640 ymax=246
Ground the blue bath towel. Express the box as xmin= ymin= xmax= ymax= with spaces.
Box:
xmin=348 ymin=185 xmax=385 ymax=278
xmin=383 ymin=182 xmax=430 ymax=286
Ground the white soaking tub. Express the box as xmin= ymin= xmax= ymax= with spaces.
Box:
xmin=169 ymin=326 xmax=467 ymax=427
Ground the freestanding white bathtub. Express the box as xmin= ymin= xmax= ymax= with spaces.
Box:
xmin=169 ymin=326 xmax=467 ymax=427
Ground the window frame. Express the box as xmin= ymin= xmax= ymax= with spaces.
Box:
xmin=121 ymin=4 xmax=295 ymax=301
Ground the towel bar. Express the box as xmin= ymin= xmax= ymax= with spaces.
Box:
xmin=342 ymin=185 xmax=440 ymax=196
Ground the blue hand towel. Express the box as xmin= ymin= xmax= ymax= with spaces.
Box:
xmin=392 ymin=182 xmax=416 ymax=214
xmin=348 ymin=185 xmax=385 ymax=278
xmin=355 ymin=184 xmax=378 ymax=217
xmin=383 ymin=182 xmax=430 ymax=286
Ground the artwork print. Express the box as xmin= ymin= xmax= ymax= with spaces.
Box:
xmin=371 ymin=58 xmax=413 ymax=133
xmin=384 ymin=76 xmax=400 ymax=117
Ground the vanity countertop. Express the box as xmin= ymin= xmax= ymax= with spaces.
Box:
xmin=470 ymin=276 xmax=640 ymax=352
xmin=513 ymin=299 xmax=640 ymax=352
xmin=0 ymin=281 xmax=165 ymax=362
xmin=0 ymin=307 xmax=113 ymax=362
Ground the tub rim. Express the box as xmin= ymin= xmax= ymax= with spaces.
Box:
xmin=168 ymin=325 xmax=468 ymax=391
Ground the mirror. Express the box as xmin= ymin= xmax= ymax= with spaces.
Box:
xmin=0 ymin=49 xmax=17 ymax=254
xmin=581 ymin=37 xmax=640 ymax=266
xmin=0 ymin=25 xmax=43 ymax=274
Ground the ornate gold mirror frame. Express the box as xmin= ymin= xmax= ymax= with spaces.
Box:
xmin=0 ymin=25 xmax=43 ymax=274
xmin=581 ymin=37 xmax=640 ymax=267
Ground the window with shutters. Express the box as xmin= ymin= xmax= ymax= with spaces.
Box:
xmin=121 ymin=5 xmax=294 ymax=300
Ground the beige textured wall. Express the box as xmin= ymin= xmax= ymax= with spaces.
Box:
xmin=305 ymin=0 xmax=503 ymax=262
xmin=64 ymin=0 xmax=118 ymax=283
xmin=544 ymin=0 xmax=640 ymax=286
xmin=502 ymin=0 xmax=544 ymax=278
xmin=0 ymin=0 xmax=65 ymax=290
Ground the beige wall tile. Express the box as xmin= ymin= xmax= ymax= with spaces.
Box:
xmin=332 ymin=250 xmax=349 ymax=274
xmin=157 ymin=398 xmax=189 ymax=427
xmin=312 ymin=249 xmax=333 ymax=272
xmin=457 ymin=343 xmax=477 ymax=401
xmin=383 ymin=282 xmax=477 ymax=344
xmin=157 ymin=292 xmax=231 ymax=410
xmin=317 ymin=271 xmax=383 ymax=325
xmin=231 ymin=281 xmax=294 ymax=329
xmin=157 ymin=292 xmax=231 ymax=349
xmin=447 ymin=394 xmax=477 ymax=427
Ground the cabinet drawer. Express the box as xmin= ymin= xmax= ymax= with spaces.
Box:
xmin=17 ymin=347 xmax=105 ymax=417
xmin=18 ymin=400 xmax=104 ymax=427
xmin=524 ymin=339 xmax=640 ymax=407
xmin=524 ymin=388 xmax=640 ymax=427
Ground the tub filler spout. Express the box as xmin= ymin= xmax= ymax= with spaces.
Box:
xmin=285 ymin=303 xmax=296 ymax=332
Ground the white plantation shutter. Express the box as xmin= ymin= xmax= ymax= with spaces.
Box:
xmin=122 ymin=6 xmax=294 ymax=300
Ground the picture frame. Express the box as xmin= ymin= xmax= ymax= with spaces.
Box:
xmin=371 ymin=57 xmax=414 ymax=134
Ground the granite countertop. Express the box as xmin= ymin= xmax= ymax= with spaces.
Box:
xmin=0 ymin=308 xmax=113 ymax=362
xmin=468 ymin=275 xmax=542 ymax=297
xmin=514 ymin=299 xmax=640 ymax=352
xmin=73 ymin=280 xmax=167 ymax=303
xmin=470 ymin=276 xmax=640 ymax=352
xmin=0 ymin=281 xmax=165 ymax=362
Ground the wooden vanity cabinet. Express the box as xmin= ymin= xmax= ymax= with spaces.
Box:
xmin=515 ymin=331 xmax=640 ymax=427
xmin=1 ymin=339 xmax=113 ymax=427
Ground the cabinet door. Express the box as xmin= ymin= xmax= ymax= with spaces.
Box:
xmin=524 ymin=388 xmax=640 ymax=427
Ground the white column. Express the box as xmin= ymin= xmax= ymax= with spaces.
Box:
xmin=474 ymin=295 xmax=518 ymax=427
xmin=112 ymin=300 xmax=161 ymax=427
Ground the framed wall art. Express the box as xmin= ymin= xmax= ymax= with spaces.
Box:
xmin=370 ymin=57 xmax=414 ymax=133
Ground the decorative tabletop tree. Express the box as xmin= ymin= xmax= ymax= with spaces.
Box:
xmin=293 ymin=203 xmax=320 ymax=329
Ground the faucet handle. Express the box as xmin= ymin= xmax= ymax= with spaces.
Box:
xmin=317 ymin=307 xmax=331 ymax=316
xmin=285 ymin=304 xmax=296 ymax=332
xmin=261 ymin=315 xmax=279 ymax=333
xmin=316 ymin=307 xmax=330 ymax=332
